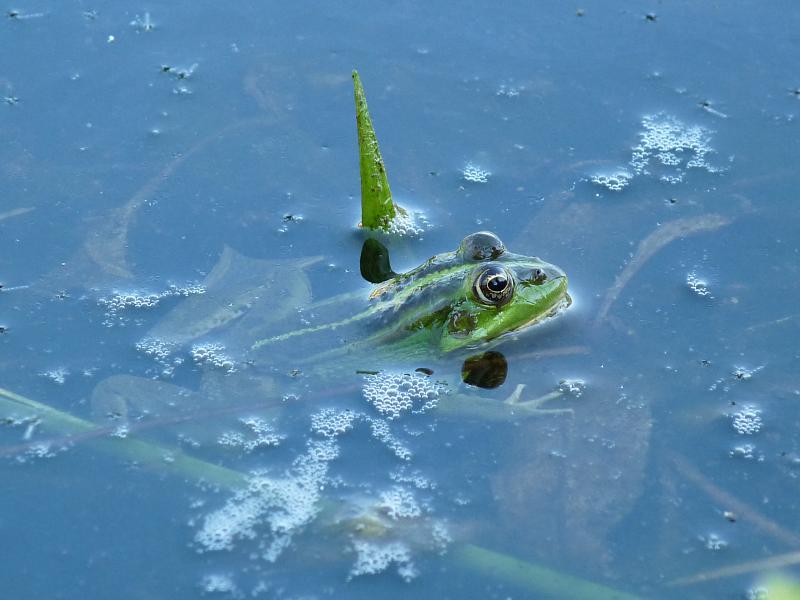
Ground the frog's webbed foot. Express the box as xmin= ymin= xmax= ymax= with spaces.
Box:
xmin=503 ymin=384 xmax=573 ymax=415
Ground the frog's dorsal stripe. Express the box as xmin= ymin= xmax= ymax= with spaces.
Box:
xmin=250 ymin=252 xmax=543 ymax=351
xmin=251 ymin=258 xmax=474 ymax=350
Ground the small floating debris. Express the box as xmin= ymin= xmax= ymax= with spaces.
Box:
xmin=160 ymin=63 xmax=198 ymax=80
xmin=130 ymin=12 xmax=155 ymax=32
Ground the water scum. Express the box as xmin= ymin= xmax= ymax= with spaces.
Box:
xmin=591 ymin=113 xmax=724 ymax=192
xmin=193 ymin=371 xmax=451 ymax=590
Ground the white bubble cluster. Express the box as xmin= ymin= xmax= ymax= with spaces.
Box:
xmin=558 ymin=378 xmax=587 ymax=398
xmin=630 ymin=113 xmax=720 ymax=184
xmin=732 ymin=405 xmax=762 ymax=435
xmin=592 ymin=113 xmax=722 ymax=192
xmin=496 ymin=82 xmax=524 ymax=97
xmin=311 ymin=408 xmax=412 ymax=460
xmin=686 ymin=271 xmax=712 ymax=297
xmin=310 ymin=408 xmax=357 ymax=438
xmin=431 ymin=520 xmax=452 ymax=551
xmin=462 ymin=162 xmax=491 ymax=183
xmin=368 ymin=418 xmax=412 ymax=460
xmin=362 ymin=372 xmax=444 ymax=419
xmin=730 ymin=443 xmax=761 ymax=460
xmin=136 ymin=337 xmax=182 ymax=377
xmin=199 ymin=573 xmax=238 ymax=595
xmin=379 ymin=486 xmax=422 ymax=520
xmin=191 ymin=343 xmax=236 ymax=373
xmin=590 ymin=170 xmax=632 ymax=192
xmin=390 ymin=466 xmax=436 ymax=490
xmin=195 ymin=443 xmax=332 ymax=562
xmin=218 ymin=417 xmax=284 ymax=453
xmin=24 ymin=441 xmax=60 ymax=460
xmin=349 ymin=540 xmax=417 ymax=582
xmin=700 ymin=532 xmax=728 ymax=551
xmin=385 ymin=208 xmax=429 ymax=237
xmin=40 ymin=367 xmax=69 ymax=385
xmin=99 ymin=283 xmax=205 ymax=327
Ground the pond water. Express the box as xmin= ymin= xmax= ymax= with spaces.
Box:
xmin=1 ymin=2 xmax=799 ymax=598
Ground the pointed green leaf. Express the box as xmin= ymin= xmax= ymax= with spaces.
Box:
xmin=353 ymin=70 xmax=396 ymax=230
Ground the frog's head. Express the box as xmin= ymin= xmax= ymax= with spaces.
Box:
xmin=439 ymin=232 xmax=569 ymax=352
xmin=370 ymin=232 xmax=570 ymax=353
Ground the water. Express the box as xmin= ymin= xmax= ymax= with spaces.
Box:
xmin=1 ymin=2 xmax=799 ymax=598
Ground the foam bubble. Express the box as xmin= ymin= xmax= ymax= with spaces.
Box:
xmin=349 ymin=540 xmax=417 ymax=582
xmin=195 ymin=439 xmax=334 ymax=562
xmin=368 ymin=417 xmax=412 ymax=460
xmin=558 ymin=378 xmax=586 ymax=398
xmin=700 ymin=532 xmax=728 ymax=551
xmin=191 ymin=343 xmax=236 ymax=373
xmin=379 ymin=486 xmax=422 ymax=520
xmin=362 ymin=372 xmax=444 ymax=419
xmin=462 ymin=162 xmax=491 ymax=183
xmin=629 ymin=113 xmax=720 ymax=183
xmin=686 ymin=271 xmax=712 ymax=297
xmin=310 ymin=408 xmax=357 ymax=438
xmin=98 ymin=283 xmax=205 ymax=327
xmin=40 ymin=368 xmax=69 ymax=385
xmin=732 ymin=405 xmax=762 ymax=435
xmin=385 ymin=208 xmax=429 ymax=237
xmin=136 ymin=337 xmax=182 ymax=377
xmin=199 ymin=573 xmax=238 ymax=595
xmin=218 ymin=417 xmax=284 ymax=453
xmin=590 ymin=170 xmax=632 ymax=192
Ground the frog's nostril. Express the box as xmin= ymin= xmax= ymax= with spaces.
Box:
xmin=530 ymin=268 xmax=547 ymax=284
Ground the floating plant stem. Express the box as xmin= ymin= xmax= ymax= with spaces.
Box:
xmin=0 ymin=386 xmax=247 ymax=489
xmin=452 ymin=544 xmax=642 ymax=600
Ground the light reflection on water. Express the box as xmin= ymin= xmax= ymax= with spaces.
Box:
xmin=1 ymin=1 xmax=799 ymax=598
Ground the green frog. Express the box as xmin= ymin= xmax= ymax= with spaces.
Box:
xmin=250 ymin=230 xmax=570 ymax=361
xmin=92 ymin=231 xmax=570 ymax=429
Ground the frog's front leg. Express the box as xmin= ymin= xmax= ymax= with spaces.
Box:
xmin=503 ymin=384 xmax=573 ymax=416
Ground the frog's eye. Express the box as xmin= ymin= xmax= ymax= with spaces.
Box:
xmin=458 ymin=231 xmax=506 ymax=261
xmin=473 ymin=264 xmax=515 ymax=306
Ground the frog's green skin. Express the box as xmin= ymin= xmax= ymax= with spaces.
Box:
xmin=251 ymin=231 xmax=569 ymax=362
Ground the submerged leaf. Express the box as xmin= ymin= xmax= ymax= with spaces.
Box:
xmin=147 ymin=245 xmax=319 ymax=348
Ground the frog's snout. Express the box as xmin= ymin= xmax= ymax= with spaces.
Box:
xmin=543 ymin=265 xmax=567 ymax=282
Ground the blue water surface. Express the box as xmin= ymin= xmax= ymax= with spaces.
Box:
xmin=1 ymin=2 xmax=799 ymax=598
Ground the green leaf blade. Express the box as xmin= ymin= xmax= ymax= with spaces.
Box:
xmin=353 ymin=70 xmax=396 ymax=230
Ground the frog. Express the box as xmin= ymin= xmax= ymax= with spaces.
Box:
xmin=248 ymin=230 xmax=570 ymax=361
xmin=90 ymin=230 xmax=571 ymax=435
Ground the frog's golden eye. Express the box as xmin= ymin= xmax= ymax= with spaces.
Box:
xmin=473 ymin=264 xmax=514 ymax=306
